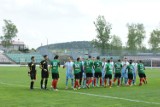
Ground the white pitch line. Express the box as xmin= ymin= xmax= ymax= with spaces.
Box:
xmin=0 ymin=81 xmax=160 ymax=105
xmin=0 ymin=81 xmax=28 ymax=87
xmin=67 ymin=91 xmax=160 ymax=105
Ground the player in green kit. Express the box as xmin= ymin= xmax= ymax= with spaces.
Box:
xmin=84 ymin=56 xmax=94 ymax=88
xmin=113 ymin=59 xmax=122 ymax=86
xmin=94 ymin=56 xmax=102 ymax=87
xmin=73 ymin=57 xmax=82 ymax=90
xmin=50 ymin=55 xmax=60 ymax=91
xmin=126 ymin=60 xmax=134 ymax=86
xmin=104 ymin=60 xmax=113 ymax=88
xmin=137 ymin=60 xmax=147 ymax=86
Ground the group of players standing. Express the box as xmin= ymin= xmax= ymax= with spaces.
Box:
xmin=28 ymin=55 xmax=147 ymax=91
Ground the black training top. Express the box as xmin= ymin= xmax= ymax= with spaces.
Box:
xmin=40 ymin=60 xmax=48 ymax=71
xmin=28 ymin=62 xmax=36 ymax=73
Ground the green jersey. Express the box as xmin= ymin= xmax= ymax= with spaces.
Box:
xmin=84 ymin=59 xmax=93 ymax=73
xmin=126 ymin=64 xmax=134 ymax=74
xmin=137 ymin=63 xmax=145 ymax=74
xmin=105 ymin=63 xmax=112 ymax=75
xmin=114 ymin=62 xmax=122 ymax=73
xmin=73 ymin=61 xmax=82 ymax=74
xmin=94 ymin=60 xmax=102 ymax=73
xmin=50 ymin=60 xmax=60 ymax=73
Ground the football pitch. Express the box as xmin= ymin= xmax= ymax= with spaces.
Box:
xmin=0 ymin=66 xmax=160 ymax=107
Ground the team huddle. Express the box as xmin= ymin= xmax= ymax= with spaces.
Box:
xmin=28 ymin=55 xmax=147 ymax=91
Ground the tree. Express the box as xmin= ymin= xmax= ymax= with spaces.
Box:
xmin=111 ymin=35 xmax=122 ymax=50
xmin=92 ymin=15 xmax=112 ymax=55
xmin=126 ymin=23 xmax=145 ymax=50
xmin=0 ymin=19 xmax=18 ymax=47
xmin=149 ymin=29 xmax=160 ymax=51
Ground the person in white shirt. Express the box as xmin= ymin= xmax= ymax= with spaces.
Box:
xmin=132 ymin=60 xmax=137 ymax=85
xmin=121 ymin=58 xmax=129 ymax=85
xmin=63 ymin=57 xmax=74 ymax=89
xmin=101 ymin=58 xmax=106 ymax=86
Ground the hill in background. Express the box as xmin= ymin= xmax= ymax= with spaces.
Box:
xmin=37 ymin=41 xmax=94 ymax=50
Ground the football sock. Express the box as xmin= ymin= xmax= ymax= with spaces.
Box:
xmin=86 ymin=79 xmax=92 ymax=86
xmin=53 ymin=79 xmax=58 ymax=89
xmin=102 ymin=78 xmax=104 ymax=85
xmin=104 ymin=79 xmax=107 ymax=86
xmin=52 ymin=80 xmax=54 ymax=88
xmin=77 ymin=80 xmax=80 ymax=87
xmin=132 ymin=79 xmax=135 ymax=84
xmin=53 ymin=80 xmax=56 ymax=89
xmin=100 ymin=78 xmax=102 ymax=86
xmin=79 ymin=78 xmax=82 ymax=86
xmin=89 ymin=79 xmax=93 ymax=85
xmin=86 ymin=79 xmax=88 ymax=85
xmin=143 ymin=78 xmax=146 ymax=84
xmin=66 ymin=79 xmax=68 ymax=86
xmin=71 ymin=79 xmax=74 ymax=87
xmin=125 ymin=78 xmax=128 ymax=84
xmin=128 ymin=79 xmax=130 ymax=85
xmin=55 ymin=79 xmax=58 ymax=89
xmin=128 ymin=79 xmax=131 ymax=85
xmin=44 ymin=79 xmax=48 ymax=89
xmin=121 ymin=78 xmax=123 ymax=84
xmin=74 ymin=80 xmax=76 ymax=88
xmin=139 ymin=78 xmax=143 ymax=85
xmin=128 ymin=79 xmax=132 ymax=85
xmin=144 ymin=77 xmax=147 ymax=83
xmin=133 ymin=77 xmax=136 ymax=84
xmin=118 ymin=79 xmax=120 ymax=86
xmin=92 ymin=79 xmax=94 ymax=86
xmin=40 ymin=79 xmax=43 ymax=89
xmin=30 ymin=81 xmax=34 ymax=89
xmin=109 ymin=80 xmax=112 ymax=86
xmin=74 ymin=80 xmax=78 ymax=88
xmin=83 ymin=79 xmax=86 ymax=87
xmin=94 ymin=78 xmax=96 ymax=86
xmin=87 ymin=79 xmax=89 ymax=85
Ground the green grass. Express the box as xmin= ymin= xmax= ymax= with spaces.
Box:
xmin=0 ymin=66 xmax=160 ymax=107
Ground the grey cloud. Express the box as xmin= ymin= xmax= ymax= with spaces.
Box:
xmin=0 ymin=0 xmax=86 ymax=21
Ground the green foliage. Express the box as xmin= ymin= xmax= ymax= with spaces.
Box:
xmin=127 ymin=23 xmax=146 ymax=50
xmin=92 ymin=15 xmax=112 ymax=55
xmin=0 ymin=67 xmax=160 ymax=107
xmin=149 ymin=29 xmax=160 ymax=51
xmin=111 ymin=35 xmax=122 ymax=50
xmin=0 ymin=19 xmax=18 ymax=47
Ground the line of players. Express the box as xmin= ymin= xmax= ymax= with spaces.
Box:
xmin=28 ymin=55 xmax=147 ymax=90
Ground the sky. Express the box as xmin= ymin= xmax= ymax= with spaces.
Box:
xmin=0 ymin=0 xmax=160 ymax=49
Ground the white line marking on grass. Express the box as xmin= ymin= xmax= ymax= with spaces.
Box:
xmin=0 ymin=81 xmax=28 ymax=87
xmin=65 ymin=91 xmax=160 ymax=105
xmin=0 ymin=81 xmax=160 ymax=105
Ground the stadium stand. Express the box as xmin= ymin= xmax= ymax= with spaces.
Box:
xmin=0 ymin=53 xmax=13 ymax=64
xmin=100 ymin=56 xmax=120 ymax=60
xmin=6 ymin=53 xmax=43 ymax=64
xmin=124 ymin=56 xmax=160 ymax=60
xmin=124 ymin=55 xmax=160 ymax=67
xmin=37 ymin=47 xmax=55 ymax=60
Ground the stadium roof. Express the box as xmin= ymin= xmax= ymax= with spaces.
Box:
xmin=11 ymin=41 xmax=24 ymax=45
xmin=0 ymin=40 xmax=25 ymax=45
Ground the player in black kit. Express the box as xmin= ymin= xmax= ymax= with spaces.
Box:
xmin=40 ymin=55 xmax=49 ymax=89
xmin=28 ymin=56 xmax=36 ymax=89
